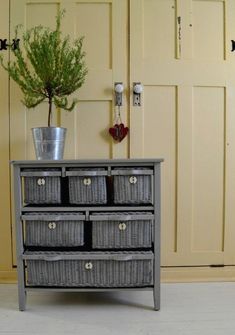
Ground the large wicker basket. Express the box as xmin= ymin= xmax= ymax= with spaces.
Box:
xmin=23 ymin=212 xmax=85 ymax=247
xmin=25 ymin=251 xmax=153 ymax=287
xmin=22 ymin=169 xmax=61 ymax=204
xmin=67 ymin=168 xmax=107 ymax=204
xmin=112 ymin=168 xmax=153 ymax=204
xmin=91 ymin=212 xmax=154 ymax=249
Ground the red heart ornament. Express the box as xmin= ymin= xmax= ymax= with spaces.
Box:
xmin=109 ymin=123 xmax=129 ymax=142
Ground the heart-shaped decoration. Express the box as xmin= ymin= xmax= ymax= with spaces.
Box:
xmin=109 ymin=123 xmax=129 ymax=142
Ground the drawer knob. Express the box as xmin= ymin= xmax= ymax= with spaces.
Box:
xmin=85 ymin=262 xmax=93 ymax=270
xmin=129 ymin=176 xmax=137 ymax=184
xmin=37 ymin=178 xmax=46 ymax=186
xmin=83 ymin=177 xmax=91 ymax=186
xmin=48 ymin=222 xmax=56 ymax=230
xmin=119 ymin=222 xmax=127 ymax=231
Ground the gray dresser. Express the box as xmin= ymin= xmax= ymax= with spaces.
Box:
xmin=11 ymin=159 xmax=163 ymax=311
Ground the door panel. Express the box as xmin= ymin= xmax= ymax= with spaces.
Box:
xmin=143 ymin=86 xmax=177 ymax=254
xmin=143 ymin=0 xmax=176 ymax=60
xmin=74 ymin=101 xmax=112 ymax=158
xmin=130 ymin=0 xmax=235 ymax=266
xmin=26 ymin=3 xmax=59 ymax=26
xmin=192 ymin=86 xmax=225 ymax=252
xmin=75 ymin=2 xmax=112 ymax=69
xmin=193 ymin=0 xmax=225 ymax=60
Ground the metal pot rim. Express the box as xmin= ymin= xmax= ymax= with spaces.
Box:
xmin=31 ymin=127 xmax=67 ymax=130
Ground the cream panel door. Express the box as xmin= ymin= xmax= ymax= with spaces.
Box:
xmin=10 ymin=0 xmax=128 ymax=265
xmin=130 ymin=0 xmax=235 ymax=266
xmin=10 ymin=0 xmax=128 ymax=161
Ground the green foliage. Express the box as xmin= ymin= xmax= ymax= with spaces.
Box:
xmin=0 ymin=10 xmax=87 ymax=126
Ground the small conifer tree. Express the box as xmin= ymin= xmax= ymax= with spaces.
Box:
xmin=0 ymin=10 xmax=87 ymax=126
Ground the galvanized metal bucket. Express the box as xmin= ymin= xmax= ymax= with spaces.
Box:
xmin=32 ymin=127 xmax=67 ymax=160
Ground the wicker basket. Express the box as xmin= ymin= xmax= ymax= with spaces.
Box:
xmin=112 ymin=168 xmax=153 ymax=204
xmin=23 ymin=212 xmax=85 ymax=247
xmin=22 ymin=169 xmax=61 ymax=204
xmin=67 ymin=168 xmax=107 ymax=204
xmin=91 ymin=212 xmax=154 ymax=249
xmin=25 ymin=251 xmax=153 ymax=287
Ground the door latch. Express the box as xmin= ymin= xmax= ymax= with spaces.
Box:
xmin=114 ymin=82 xmax=124 ymax=106
xmin=133 ymin=82 xmax=143 ymax=106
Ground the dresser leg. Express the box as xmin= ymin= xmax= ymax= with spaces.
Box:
xmin=153 ymin=287 xmax=160 ymax=311
xmin=18 ymin=289 xmax=27 ymax=311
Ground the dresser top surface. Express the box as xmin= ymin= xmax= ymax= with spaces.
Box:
xmin=11 ymin=158 xmax=164 ymax=166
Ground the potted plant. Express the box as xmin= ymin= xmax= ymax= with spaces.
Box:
xmin=0 ymin=10 xmax=87 ymax=160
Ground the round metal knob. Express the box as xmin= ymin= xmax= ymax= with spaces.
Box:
xmin=37 ymin=178 xmax=46 ymax=186
xmin=85 ymin=262 xmax=93 ymax=270
xmin=119 ymin=222 xmax=127 ymax=231
xmin=129 ymin=176 xmax=137 ymax=184
xmin=48 ymin=222 xmax=56 ymax=230
xmin=83 ymin=177 xmax=91 ymax=186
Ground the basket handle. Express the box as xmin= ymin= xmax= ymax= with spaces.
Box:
xmin=43 ymin=255 xmax=134 ymax=261
xmin=21 ymin=171 xmax=61 ymax=177
xmin=111 ymin=169 xmax=153 ymax=176
xmin=66 ymin=170 xmax=108 ymax=177
xmin=113 ymin=255 xmax=134 ymax=261
xmin=22 ymin=214 xmax=86 ymax=221
xmin=43 ymin=255 xmax=63 ymax=261
xmin=90 ymin=214 xmax=154 ymax=221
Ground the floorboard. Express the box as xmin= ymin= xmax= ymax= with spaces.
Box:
xmin=0 ymin=283 xmax=235 ymax=335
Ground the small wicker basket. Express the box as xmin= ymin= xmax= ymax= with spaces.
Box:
xmin=91 ymin=212 xmax=154 ymax=249
xmin=22 ymin=169 xmax=61 ymax=204
xmin=25 ymin=251 xmax=153 ymax=287
xmin=67 ymin=168 xmax=107 ymax=204
xmin=112 ymin=168 xmax=153 ymax=204
xmin=24 ymin=212 xmax=85 ymax=247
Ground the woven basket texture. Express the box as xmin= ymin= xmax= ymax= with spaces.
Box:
xmin=92 ymin=213 xmax=152 ymax=249
xmin=25 ymin=213 xmax=84 ymax=247
xmin=24 ymin=169 xmax=61 ymax=204
xmin=113 ymin=168 xmax=152 ymax=204
xmin=26 ymin=252 xmax=153 ymax=287
xmin=68 ymin=168 xmax=107 ymax=204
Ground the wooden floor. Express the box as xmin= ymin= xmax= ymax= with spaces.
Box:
xmin=0 ymin=282 xmax=235 ymax=334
